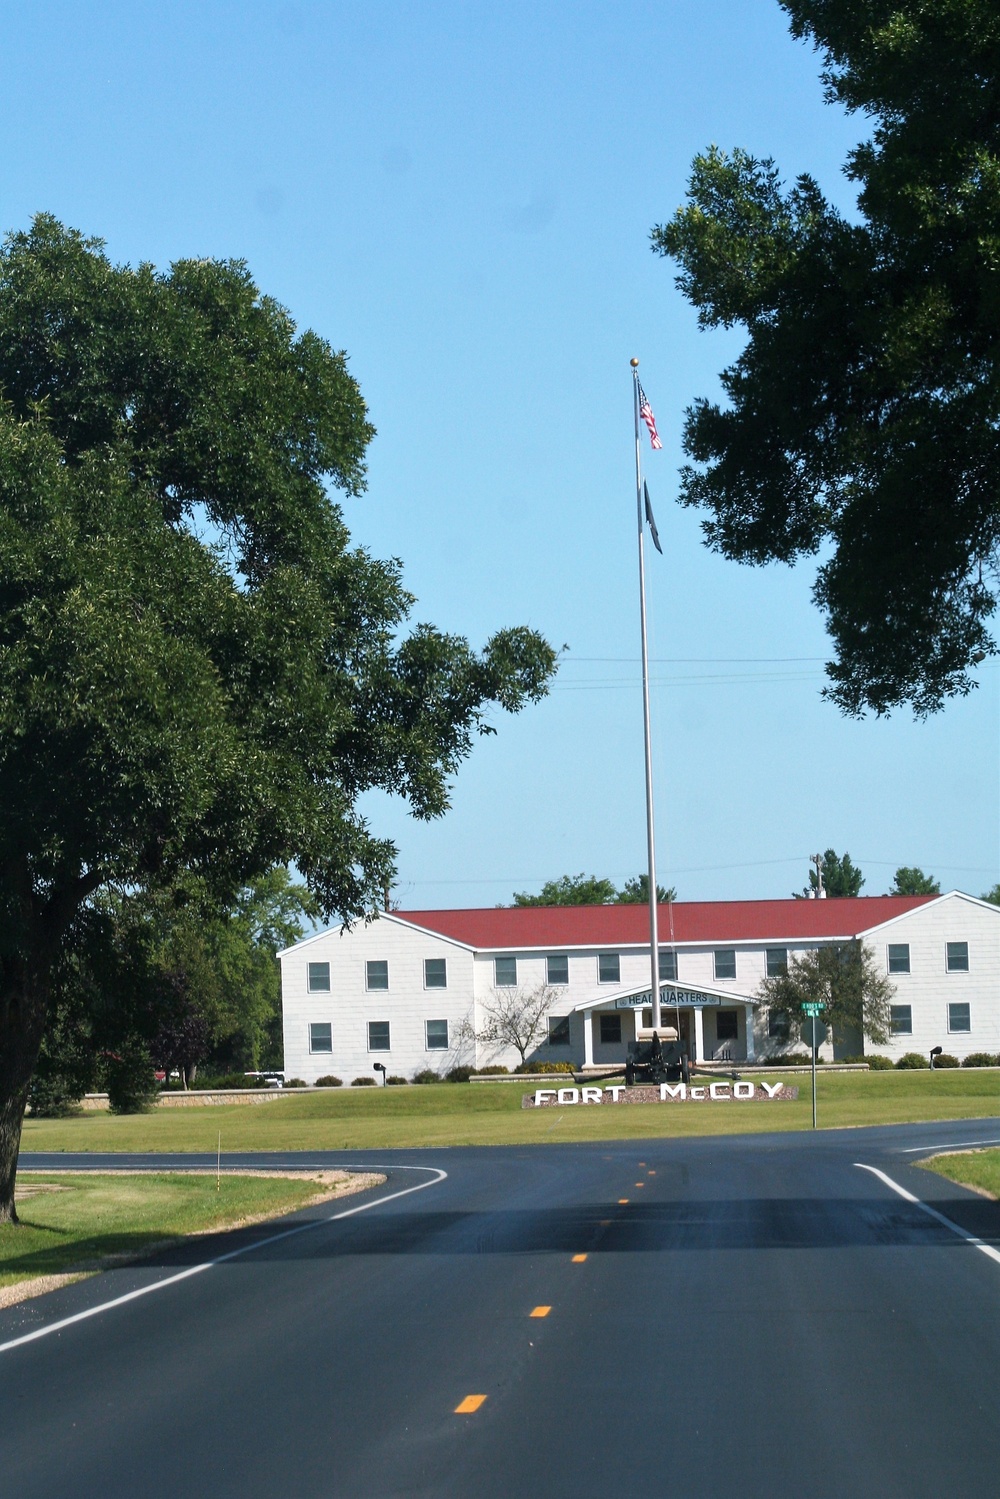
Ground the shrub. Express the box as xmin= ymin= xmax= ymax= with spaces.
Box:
xmin=314 ymin=1075 xmax=343 ymax=1087
xmin=386 ymin=1075 xmax=408 ymax=1086
xmin=514 ymin=1059 xmax=576 ymax=1075
xmin=895 ymin=1052 xmax=930 ymax=1070
xmin=962 ymin=1052 xmax=999 ymax=1068
xmin=864 ymin=1054 xmax=894 ymax=1071
xmin=445 ymin=1065 xmax=475 ymax=1083
xmin=196 ymin=1072 xmax=267 ymax=1090
xmin=412 ymin=1069 xmax=442 ymax=1084
xmin=474 ymin=1064 xmax=509 ymax=1076
xmin=105 ymin=1043 xmax=160 ymax=1114
xmin=760 ymin=1053 xmax=811 ymax=1067
xmin=932 ymin=1053 xmax=960 ymax=1068
xmin=284 ymin=1077 xmax=307 ymax=1088
xmin=351 ymin=1075 xmax=376 ymax=1086
xmin=26 ymin=1072 xmax=85 ymax=1118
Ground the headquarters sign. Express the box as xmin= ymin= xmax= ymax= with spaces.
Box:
xmin=615 ymin=985 xmax=733 ymax=1010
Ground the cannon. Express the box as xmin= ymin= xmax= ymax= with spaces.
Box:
xmin=624 ymin=1028 xmax=690 ymax=1087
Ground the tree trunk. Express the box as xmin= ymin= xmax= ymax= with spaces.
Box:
xmin=0 ymin=967 xmax=51 ymax=1225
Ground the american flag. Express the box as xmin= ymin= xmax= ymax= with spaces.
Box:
xmin=638 ymin=383 xmax=663 ymax=450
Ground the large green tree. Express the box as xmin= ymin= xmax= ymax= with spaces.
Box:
xmin=756 ymin=941 xmax=893 ymax=1048
xmin=793 ymin=849 xmax=865 ymax=898
xmin=511 ymin=872 xmax=678 ymax=907
xmin=888 ymin=866 xmax=940 ymax=896
xmin=0 ymin=216 xmax=555 ymax=1220
xmin=654 ymin=1 xmax=1000 ymax=716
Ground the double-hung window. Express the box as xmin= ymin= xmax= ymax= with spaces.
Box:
xmin=546 ymin=954 xmax=569 ymax=986
xmin=765 ymin=948 xmax=787 ymax=978
xmin=658 ymin=949 xmax=677 ymax=982
xmin=714 ymin=949 xmax=736 ymax=982
xmin=424 ymin=958 xmax=447 ymax=989
xmin=425 ymin=1019 xmax=449 ymax=1050
xmin=307 ymin=962 xmax=330 ymax=992
xmin=948 ymin=1002 xmax=971 ymax=1033
xmin=890 ymin=1005 xmax=912 ymax=1035
xmin=946 ymin=942 xmax=969 ymax=973
xmin=309 ymin=1022 xmax=332 ymax=1053
xmin=599 ymin=1013 xmax=622 ymax=1045
xmin=366 ymin=960 xmax=389 ymax=991
xmin=547 ymin=1015 xmax=571 ymax=1047
xmin=887 ymin=944 xmax=910 ymax=975
xmin=598 ymin=952 xmax=620 ymax=984
xmin=368 ymin=1020 xmax=390 ymax=1051
xmin=495 ymin=956 xmax=517 ymax=987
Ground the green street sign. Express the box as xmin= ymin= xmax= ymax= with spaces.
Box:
xmin=802 ymin=1003 xmax=823 ymax=1017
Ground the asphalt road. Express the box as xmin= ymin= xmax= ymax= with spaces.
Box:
xmin=5 ymin=1118 xmax=1000 ymax=1498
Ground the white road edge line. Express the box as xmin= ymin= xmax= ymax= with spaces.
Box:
xmin=898 ymin=1140 xmax=1000 ymax=1153
xmin=0 ymin=1165 xmax=447 ymax=1357
xmin=855 ymin=1163 xmax=1000 ymax=1267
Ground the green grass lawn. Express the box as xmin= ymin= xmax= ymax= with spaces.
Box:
xmin=921 ymin=1147 xmax=1000 ymax=1199
xmin=1 ymin=1172 xmax=342 ymax=1294
xmin=20 ymin=1069 xmax=1000 ymax=1154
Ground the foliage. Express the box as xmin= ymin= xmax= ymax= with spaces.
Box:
xmin=385 ymin=1075 xmax=408 ymax=1086
xmin=351 ymin=1076 xmax=376 ymax=1087
xmin=461 ymin=984 xmax=556 ymax=1065
xmin=888 ymin=867 xmax=940 ymax=896
xmin=895 ymin=1052 xmax=930 ymax=1070
xmin=980 ymin=885 xmax=1000 ymax=906
xmin=513 ymin=872 xmax=678 ymax=906
xmin=514 ymin=1059 xmax=576 ymax=1074
xmin=0 ymin=215 xmax=555 ymax=1220
xmin=284 ymin=1078 xmax=307 ymax=1088
xmin=793 ymin=850 xmax=864 ymax=899
xmin=653 ymin=2 xmax=1000 ymax=716
xmin=314 ymin=1075 xmax=343 ymax=1087
xmin=105 ymin=1043 xmax=159 ymax=1114
xmin=961 ymin=1053 xmax=999 ymax=1068
xmin=474 ymin=1064 xmax=509 ymax=1075
xmin=411 ymin=1069 xmax=442 ymax=1084
xmin=513 ymin=874 xmax=617 ymax=906
xmin=933 ymin=1053 xmax=960 ymax=1068
xmin=864 ymin=1055 xmax=895 ymax=1071
xmin=756 ymin=940 xmax=892 ymax=1045
xmin=616 ymin=874 xmax=677 ymax=904
xmin=445 ymin=1065 xmax=476 ymax=1082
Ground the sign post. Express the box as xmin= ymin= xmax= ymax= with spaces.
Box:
xmin=802 ymin=1003 xmax=822 ymax=1128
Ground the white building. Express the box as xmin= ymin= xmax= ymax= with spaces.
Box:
xmin=279 ymin=892 xmax=1000 ymax=1081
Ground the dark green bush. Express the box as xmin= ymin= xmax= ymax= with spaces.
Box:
xmin=932 ymin=1053 xmax=960 ymax=1068
xmin=445 ymin=1065 xmax=475 ymax=1083
xmin=962 ymin=1052 xmax=999 ymax=1068
xmin=474 ymin=1064 xmax=509 ymax=1076
xmin=864 ymin=1055 xmax=895 ymax=1070
xmin=26 ymin=1072 xmax=84 ymax=1118
xmin=351 ymin=1075 xmax=376 ymax=1086
xmin=195 ymin=1072 xmax=267 ymax=1090
xmin=386 ymin=1075 xmax=408 ymax=1085
xmin=105 ymin=1043 xmax=159 ymax=1114
xmin=314 ymin=1075 xmax=343 ymax=1087
xmin=760 ymin=1053 xmax=811 ymax=1067
xmin=412 ymin=1069 xmax=442 ymax=1084
xmin=896 ymin=1052 xmax=929 ymax=1070
xmin=284 ymin=1077 xmax=307 ymax=1088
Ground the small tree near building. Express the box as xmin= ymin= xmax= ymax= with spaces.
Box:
xmin=888 ymin=867 xmax=940 ymax=896
xmin=756 ymin=941 xmax=893 ymax=1051
xmin=460 ymin=985 xmax=557 ymax=1068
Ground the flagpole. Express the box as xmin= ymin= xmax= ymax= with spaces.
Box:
xmin=630 ymin=358 xmax=660 ymax=1032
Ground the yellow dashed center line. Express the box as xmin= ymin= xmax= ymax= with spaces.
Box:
xmin=618 ymin=1198 xmax=629 ymax=1204
xmin=635 ymin=1182 xmax=644 ymax=1188
xmin=599 ymin=1218 xmax=611 ymax=1226
xmin=455 ymin=1395 xmax=487 ymax=1414
xmin=572 ymin=1253 xmax=588 ymax=1263
xmin=530 ymin=1305 xmax=551 ymax=1318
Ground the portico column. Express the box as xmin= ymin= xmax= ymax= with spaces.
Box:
xmin=583 ymin=1011 xmax=594 ymax=1068
xmin=692 ymin=1007 xmax=704 ymax=1064
xmin=744 ymin=1005 xmax=756 ymax=1062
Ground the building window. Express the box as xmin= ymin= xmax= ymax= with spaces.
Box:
xmin=366 ymin=960 xmax=389 ymax=991
xmin=887 ymin=944 xmax=910 ymax=975
xmin=765 ymin=948 xmax=787 ymax=978
xmin=309 ymin=1022 xmax=332 ymax=1053
xmin=767 ymin=1010 xmax=790 ymax=1038
xmin=548 ymin=1015 xmax=571 ymax=1047
xmin=890 ymin=1005 xmax=912 ymax=1035
xmin=546 ymin=954 xmax=569 ymax=985
xmin=368 ymin=1021 xmax=390 ymax=1051
xmin=659 ymin=949 xmax=678 ymax=981
xmin=424 ymin=958 xmax=447 ymax=989
xmin=948 ymin=1002 xmax=971 ymax=1033
xmin=495 ymin=956 xmax=517 ymax=987
xmin=714 ymin=949 xmax=736 ymax=981
xmin=598 ymin=952 xmax=620 ymax=984
xmin=307 ymin=962 xmax=330 ymax=992
xmin=716 ymin=1010 xmax=739 ymax=1042
xmin=425 ymin=1019 xmax=449 ymax=1050
xmin=946 ymin=942 xmax=969 ymax=973
xmin=599 ymin=1013 xmax=622 ymax=1045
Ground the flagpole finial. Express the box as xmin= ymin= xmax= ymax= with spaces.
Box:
xmin=630 ymin=357 xmax=639 ymax=367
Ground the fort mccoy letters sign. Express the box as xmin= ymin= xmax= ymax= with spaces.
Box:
xmin=525 ymin=1081 xmax=798 ymax=1108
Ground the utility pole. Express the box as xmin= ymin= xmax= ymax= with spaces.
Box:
xmin=812 ymin=853 xmax=826 ymax=899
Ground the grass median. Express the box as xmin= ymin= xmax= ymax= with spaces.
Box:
xmin=920 ymin=1148 xmax=1000 ymax=1199
xmin=19 ymin=1068 xmax=1000 ymax=1154
xmin=1 ymin=1170 xmax=380 ymax=1305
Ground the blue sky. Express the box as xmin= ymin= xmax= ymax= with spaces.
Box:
xmin=5 ymin=1 xmax=997 ymax=905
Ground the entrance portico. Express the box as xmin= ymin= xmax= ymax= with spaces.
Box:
xmin=574 ymin=981 xmax=758 ymax=1068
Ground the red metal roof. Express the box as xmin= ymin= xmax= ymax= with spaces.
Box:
xmin=393 ymin=896 xmax=935 ymax=950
